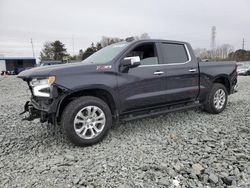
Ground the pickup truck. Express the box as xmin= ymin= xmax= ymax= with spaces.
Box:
xmin=18 ymin=38 xmax=238 ymax=146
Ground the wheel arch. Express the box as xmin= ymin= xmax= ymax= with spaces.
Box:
xmin=56 ymin=87 xmax=118 ymax=123
xmin=212 ymin=75 xmax=231 ymax=93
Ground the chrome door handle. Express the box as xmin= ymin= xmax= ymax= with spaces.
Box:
xmin=189 ymin=68 xmax=197 ymax=72
xmin=154 ymin=71 xmax=164 ymax=75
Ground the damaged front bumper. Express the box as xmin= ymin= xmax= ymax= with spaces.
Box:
xmin=20 ymin=97 xmax=59 ymax=123
xmin=20 ymin=84 xmax=68 ymax=124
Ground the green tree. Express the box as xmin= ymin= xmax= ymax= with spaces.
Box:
xmin=40 ymin=42 xmax=53 ymax=61
xmin=51 ymin=40 xmax=67 ymax=60
xmin=40 ymin=40 xmax=68 ymax=61
xmin=81 ymin=42 xmax=97 ymax=60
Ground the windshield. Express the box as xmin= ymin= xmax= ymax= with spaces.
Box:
xmin=82 ymin=42 xmax=129 ymax=64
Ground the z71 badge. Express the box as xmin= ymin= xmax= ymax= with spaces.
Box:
xmin=96 ymin=65 xmax=112 ymax=71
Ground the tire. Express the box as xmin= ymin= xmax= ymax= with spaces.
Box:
xmin=61 ymin=96 xmax=112 ymax=146
xmin=204 ymin=83 xmax=228 ymax=114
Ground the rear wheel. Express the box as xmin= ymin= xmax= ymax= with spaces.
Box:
xmin=204 ymin=83 xmax=228 ymax=114
xmin=62 ymin=96 xmax=112 ymax=146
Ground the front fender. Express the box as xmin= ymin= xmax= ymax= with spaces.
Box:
xmin=55 ymin=85 xmax=119 ymax=120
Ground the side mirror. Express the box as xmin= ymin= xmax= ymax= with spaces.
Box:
xmin=121 ymin=56 xmax=141 ymax=68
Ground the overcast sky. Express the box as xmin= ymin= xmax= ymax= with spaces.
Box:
xmin=0 ymin=0 xmax=249 ymax=59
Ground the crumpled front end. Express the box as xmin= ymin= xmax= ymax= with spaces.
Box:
xmin=19 ymin=76 xmax=69 ymax=125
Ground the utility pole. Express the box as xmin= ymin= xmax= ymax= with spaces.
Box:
xmin=210 ymin=26 xmax=216 ymax=50
xmin=30 ymin=38 xmax=35 ymax=58
xmin=242 ymin=38 xmax=245 ymax=50
xmin=210 ymin=26 xmax=216 ymax=59
xmin=72 ymin=35 xmax=75 ymax=55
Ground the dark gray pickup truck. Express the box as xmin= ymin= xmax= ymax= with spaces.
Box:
xmin=18 ymin=38 xmax=238 ymax=146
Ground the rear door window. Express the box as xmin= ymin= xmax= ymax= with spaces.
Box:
xmin=161 ymin=43 xmax=189 ymax=64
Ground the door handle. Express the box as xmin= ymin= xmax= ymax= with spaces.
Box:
xmin=189 ymin=68 xmax=197 ymax=72
xmin=154 ymin=71 xmax=164 ymax=75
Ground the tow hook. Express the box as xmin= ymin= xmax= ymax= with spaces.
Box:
xmin=19 ymin=101 xmax=31 ymax=115
xmin=20 ymin=101 xmax=40 ymax=121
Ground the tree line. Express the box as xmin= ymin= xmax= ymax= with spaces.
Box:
xmin=194 ymin=44 xmax=250 ymax=62
xmin=40 ymin=34 xmax=250 ymax=62
xmin=39 ymin=33 xmax=150 ymax=62
xmin=228 ymin=50 xmax=250 ymax=62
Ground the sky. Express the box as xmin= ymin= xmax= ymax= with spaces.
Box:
xmin=0 ymin=0 xmax=250 ymax=59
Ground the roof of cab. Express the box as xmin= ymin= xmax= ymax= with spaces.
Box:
xmin=128 ymin=38 xmax=189 ymax=45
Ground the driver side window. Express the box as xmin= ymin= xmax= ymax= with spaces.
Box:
xmin=125 ymin=43 xmax=159 ymax=65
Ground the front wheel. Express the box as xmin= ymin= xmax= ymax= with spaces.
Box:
xmin=204 ymin=83 xmax=228 ymax=114
xmin=62 ymin=96 xmax=112 ymax=146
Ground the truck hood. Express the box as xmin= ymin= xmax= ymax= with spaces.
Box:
xmin=17 ymin=62 xmax=98 ymax=80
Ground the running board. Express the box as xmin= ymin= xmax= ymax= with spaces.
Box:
xmin=121 ymin=103 xmax=202 ymax=122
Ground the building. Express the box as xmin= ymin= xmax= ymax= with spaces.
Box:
xmin=0 ymin=57 xmax=36 ymax=75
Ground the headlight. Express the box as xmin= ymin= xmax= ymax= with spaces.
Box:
xmin=30 ymin=76 xmax=56 ymax=97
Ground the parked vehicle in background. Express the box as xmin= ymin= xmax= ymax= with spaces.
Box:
xmin=18 ymin=38 xmax=238 ymax=146
xmin=14 ymin=67 xmax=27 ymax=75
xmin=39 ymin=61 xmax=64 ymax=67
xmin=237 ymin=64 xmax=250 ymax=75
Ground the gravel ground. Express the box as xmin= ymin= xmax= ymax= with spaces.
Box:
xmin=0 ymin=76 xmax=249 ymax=188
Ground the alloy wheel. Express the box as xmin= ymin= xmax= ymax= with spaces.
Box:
xmin=213 ymin=89 xmax=226 ymax=110
xmin=74 ymin=106 xmax=106 ymax=139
